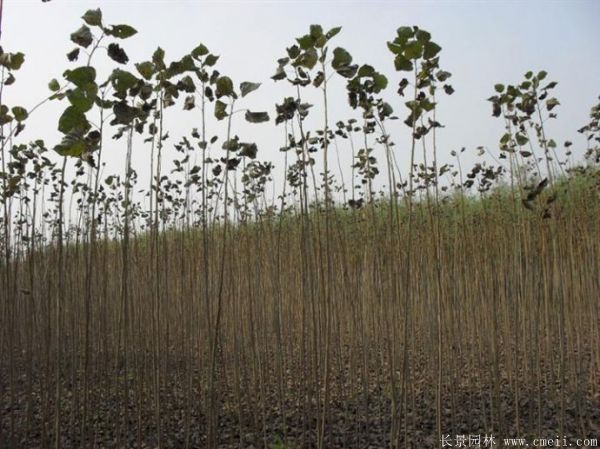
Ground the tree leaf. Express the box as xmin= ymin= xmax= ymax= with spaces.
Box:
xmin=546 ymin=97 xmax=560 ymax=111
xmin=184 ymin=95 xmax=195 ymax=110
xmin=216 ymin=76 xmax=234 ymax=97
xmin=67 ymin=48 xmax=80 ymax=61
xmin=107 ymin=24 xmax=137 ymax=39
xmin=107 ymin=43 xmax=129 ymax=64
xmin=326 ymin=26 xmax=342 ymax=40
xmin=70 ymin=25 xmax=93 ymax=48
xmin=67 ymin=86 xmax=97 ymax=112
xmin=109 ymin=69 xmax=138 ymax=97
xmin=0 ymin=52 xmax=25 ymax=71
xmin=423 ymin=41 xmax=441 ymax=59
xmin=11 ymin=106 xmax=28 ymax=122
xmin=135 ymin=61 xmax=155 ymax=80
xmin=48 ymin=78 xmax=60 ymax=92
xmin=296 ymin=34 xmax=314 ymax=50
xmin=64 ymin=66 xmax=96 ymax=88
xmin=245 ymin=111 xmax=269 ymax=123
xmin=240 ymin=82 xmax=261 ymax=97
xmin=112 ymin=101 xmax=138 ymax=125
xmin=214 ymin=100 xmax=228 ymax=120
xmin=192 ymin=43 xmax=209 ymax=59
xmin=204 ymin=54 xmax=219 ymax=67
xmin=332 ymin=47 xmax=352 ymax=70
xmin=404 ymin=41 xmax=423 ymax=59
xmin=58 ymin=106 xmax=89 ymax=134
xmin=239 ymin=142 xmax=258 ymax=159
xmin=394 ymin=54 xmax=413 ymax=71
xmin=82 ymin=9 xmax=102 ymax=27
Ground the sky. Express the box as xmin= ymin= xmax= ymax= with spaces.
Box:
xmin=2 ymin=0 xmax=600 ymax=200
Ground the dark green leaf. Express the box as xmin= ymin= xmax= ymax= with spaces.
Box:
xmin=204 ymin=54 xmax=219 ymax=67
xmin=135 ymin=61 xmax=154 ymax=80
xmin=245 ymin=111 xmax=270 ymax=123
xmin=192 ymin=43 xmax=209 ymax=58
xmin=153 ymin=47 xmax=165 ymax=68
xmin=394 ymin=54 xmax=413 ymax=71
xmin=404 ymin=41 xmax=423 ymax=59
xmin=70 ymin=25 xmax=93 ymax=48
xmin=64 ymin=66 xmax=96 ymax=88
xmin=216 ymin=76 xmax=234 ymax=97
xmin=82 ymin=9 xmax=102 ymax=26
xmin=494 ymin=84 xmax=505 ymax=93
xmin=332 ymin=47 xmax=352 ymax=70
xmin=0 ymin=52 xmax=25 ymax=70
xmin=11 ymin=106 xmax=28 ymax=122
xmin=239 ymin=142 xmax=258 ymax=159
xmin=67 ymin=48 xmax=80 ymax=61
xmin=107 ymin=43 xmax=129 ymax=64
xmin=112 ymin=101 xmax=138 ymax=125
xmin=214 ymin=100 xmax=228 ymax=120
xmin=58 ymin=106 xmax=89 ymax=134
xmin=107 ymin=24 xmax=137 ymax=39
xmin=546 ymin=97 xmax=560 ymax=111
xmin=67 ymin=86 xmax=97 ymax=112
xmin=48 ymin=78 xmax=60 ymax=92
xmin=326 ymin=26 xmax=342 ymax=40
xmin=240 ymin=81 xmax=261 ymax=97
xmin=296 ymin=34 xmax=314 ymax=50
xmin=423 ymin=41 xmax=441 ymax=59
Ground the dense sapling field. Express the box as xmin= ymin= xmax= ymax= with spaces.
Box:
xmin=1 ymin=7 xmax=599 ymax=449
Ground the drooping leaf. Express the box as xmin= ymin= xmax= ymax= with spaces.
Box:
xmin=58 ymin=106 xmax=89 ymax=134
xmin=66 ymin=48 xmax=80 ymax=61
xmin=111 ymin=101 xmax=138 ymax=125
xmin=110 ymin=69 xmax=138 ymax=96
xmin=240 ymin=82 xmax=261 ymax=97
xmin=296 ymin=48 xmax=318 ymax=69
xmin=394 ymin=54 xmax=413 ymax=71
xmin=183 ymin=95 xmax=195 ymax=110
xmin=54 ymin=130 xmax=86 ymax=157
xmin=214 ymin=100 xmax=228 ymax=120
xmin=67 ymin=86 xmax=97 ymax=112
xmin=0 ymin=106 xmax=12 ymax=125
xmin=70 ymin=25 xmax=93 ymax=48
xmin=245 ymin=111 xmax=270 ymax=123
xmin=546 ymin=97 xmax=560 ymax=111
xmin=107 ymin=43 xmax=129 ymax=64
xmin=239 ymin=142 xmax=258 ymax=159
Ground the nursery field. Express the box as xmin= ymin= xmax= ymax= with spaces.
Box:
xmin=1 ymin=6 xmax=600 ymax=449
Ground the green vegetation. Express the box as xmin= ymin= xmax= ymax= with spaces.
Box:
xmin=1 ymin=7 xmax=599 ymax=449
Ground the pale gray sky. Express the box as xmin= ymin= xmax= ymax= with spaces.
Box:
xmin=3 ymin=0 xmax=600 ymax=197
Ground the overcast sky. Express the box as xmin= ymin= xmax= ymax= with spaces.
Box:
xmin=2 ymin=0 xmax=599 ymax=198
